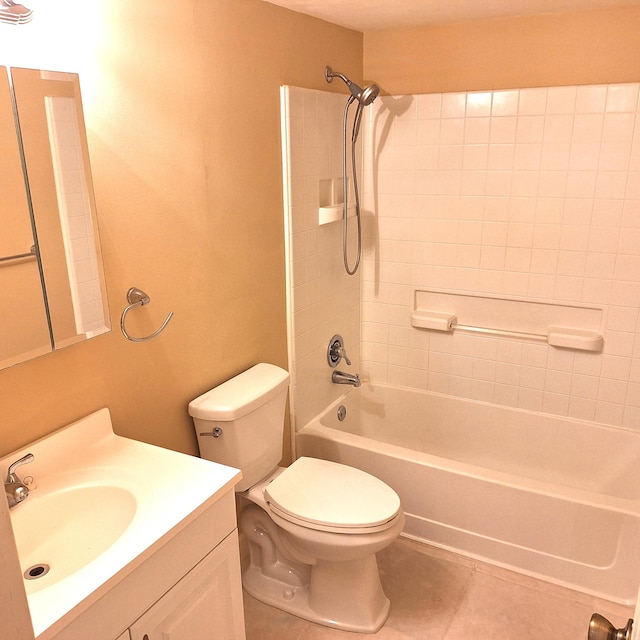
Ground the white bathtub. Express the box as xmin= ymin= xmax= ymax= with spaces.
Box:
xmin=295 ymin=383 xmax=640 ymax=604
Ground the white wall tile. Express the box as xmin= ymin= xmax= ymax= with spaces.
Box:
xmin=441 ymin=92 xmax=466 ymax=118
xmin=546 ymin=86 xmax=577 ymax=114
xmin=492 ymin=90 xmax=519 ymax=116
xmin=575 ymin=85 xmax=607 ymax=114
xmin=357 ymin=82 xmax=640 ymax=429
xmin=467 ymin=92 xmax=492 ymax=117
xmin=518 ymin=87 xmax=548 ymax=115
xmin=417 ymin=93 xmax=442 ymax=119
xmin=605 ymin=84 xmax=639 ymax=113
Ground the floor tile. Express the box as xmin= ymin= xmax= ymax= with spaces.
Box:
xmin=376 ymin=539 xmax=472 ymax=638
xmin=445 ymin=571 xmax=598 ymax=640
xmin=243 ymin=537 xmax=634 ymax=639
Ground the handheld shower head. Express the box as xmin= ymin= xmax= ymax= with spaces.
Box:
xmin=359 ymin=83 xmax=380 ymax=106
xmin=325 ymin=66 xmax=380 ymax=106
xmin=325 ymin=65 xmax=381 ymax=275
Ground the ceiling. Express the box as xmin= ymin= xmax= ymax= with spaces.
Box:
xmin=261 ymin=0 xmax=640 ymax=32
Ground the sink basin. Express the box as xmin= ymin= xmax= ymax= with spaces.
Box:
xmin=11 ymin=483 xmax=137 ymax=594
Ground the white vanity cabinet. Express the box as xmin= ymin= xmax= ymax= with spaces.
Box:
xmin=128 ymin=532 xmax=244 ymax=640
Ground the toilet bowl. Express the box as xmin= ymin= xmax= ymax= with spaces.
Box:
xmin=241 ymin=458 xmax=404 ymax=632
xmin=188 ymin=364 xmax=404 ymax=633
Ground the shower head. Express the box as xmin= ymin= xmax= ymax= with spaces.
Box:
xmin=325 ymin=66 xmax=380 ymax=106
xmin=359 ymin=82 xmax=380 ymax=106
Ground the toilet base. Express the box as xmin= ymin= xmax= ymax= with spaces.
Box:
xmin=243 ymin=554 xmax=390 ymax=634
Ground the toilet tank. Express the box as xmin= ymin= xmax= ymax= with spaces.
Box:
xmin=188 ymin=363 xmax=290 ymax=492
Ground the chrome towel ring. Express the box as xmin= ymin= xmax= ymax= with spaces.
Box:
xmin=120 ymin=287 xmax=174 ymax=342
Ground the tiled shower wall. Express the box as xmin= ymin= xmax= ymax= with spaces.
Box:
xmin=361 ymin=84 xmax=640 ymax=429
xmin=282 ymin=86 xmax=361 ymax=430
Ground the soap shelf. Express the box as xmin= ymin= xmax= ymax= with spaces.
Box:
xmin=318 ymin=204 xmax=355 ymax=225
xmin=548 ymin=327 xmax=604 ymax=351
xmin=411 ymin=290 xmax=604 ymax=353
xmin=318 ymin=177 xmax=355 ymax=225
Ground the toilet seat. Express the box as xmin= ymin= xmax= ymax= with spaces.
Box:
xmin=264 ymin=457 xmax=402 ymax=534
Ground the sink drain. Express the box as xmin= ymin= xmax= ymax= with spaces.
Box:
xmin=24 ymin=564 xmax=50 ymax=580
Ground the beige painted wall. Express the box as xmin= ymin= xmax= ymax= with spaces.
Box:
xmin=4 ymin=3 xmax=635 ymax=459
xmin=364 ymin=5 xmax=640 ymax=95
xmin=0 ymin=0 xmax=361 ymax=459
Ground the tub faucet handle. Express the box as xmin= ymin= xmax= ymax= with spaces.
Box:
xmin=328 ymin=335 xmax=352 ymax=367
xmin=335 ymin=345 xmax=351 ymax=366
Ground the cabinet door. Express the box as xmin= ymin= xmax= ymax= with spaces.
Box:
xmin=129 ymin=531 xmax=245 ymax=640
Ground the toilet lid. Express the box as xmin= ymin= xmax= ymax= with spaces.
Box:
xmin=264 ymin=457 xmax=401 ymax=533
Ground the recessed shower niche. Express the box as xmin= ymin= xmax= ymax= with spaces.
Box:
xmin=0 ymin=67 xmax=110 ymax=370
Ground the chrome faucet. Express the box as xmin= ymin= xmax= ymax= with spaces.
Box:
xmin=332 ymin=370 xmax=361 ymax=387
xmin=5 ymin=453 xmax=34 ymax=508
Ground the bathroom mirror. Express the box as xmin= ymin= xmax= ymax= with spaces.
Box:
xmin=0 ymin=67 xmax=110 ymax=370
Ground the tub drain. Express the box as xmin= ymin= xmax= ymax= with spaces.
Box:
xmin=337 ymin=405 xmax=347 ymax=421
xmin=24 ymin=564 xmax=50 ymax=580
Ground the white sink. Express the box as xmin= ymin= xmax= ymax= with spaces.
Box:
xmin=0 ymin=408 xmax=242 ymax=638
xmin=12 ymin=481 xmax=138 ymax=594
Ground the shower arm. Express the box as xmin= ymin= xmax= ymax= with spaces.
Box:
xmin=325 ymin=66 xmax=349 ymax=85
xmin=325 ymin=66 xmax=354 ymax=92
xmin=325 ymin=66 xmax=379 ymax=107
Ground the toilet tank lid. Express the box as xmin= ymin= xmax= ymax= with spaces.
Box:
xmin=188 ymin=363 xmax=289 ymax=421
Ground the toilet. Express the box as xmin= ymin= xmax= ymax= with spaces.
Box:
xmin=188 ymin=363 xmax=404 ymax=633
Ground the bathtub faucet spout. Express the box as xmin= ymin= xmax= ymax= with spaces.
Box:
xmin=332 ymin=370 xmax=361 ymax=387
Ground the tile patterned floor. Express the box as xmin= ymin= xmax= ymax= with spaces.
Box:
xmin=243 ymin=537 xmax=634 ymax=639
